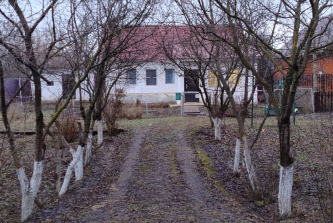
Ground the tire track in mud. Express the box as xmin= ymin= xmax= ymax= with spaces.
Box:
xmin=28 ymin=117 xmax=242 ymax=222
xmin=174 ymin=130 xmax=214 ymax=222
xmin=173 ymin=127 xmax=236 ymax=222
xmin=103 ymin=121 xmax=198 ymax=222
xmin=88 ymin=127 xmax=148 ymax=221
xmin=97 ymin=118 xmax=237 ymax=222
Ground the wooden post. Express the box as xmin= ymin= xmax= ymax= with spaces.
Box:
xmin=181 ymin=93 xmax=185 ymax=115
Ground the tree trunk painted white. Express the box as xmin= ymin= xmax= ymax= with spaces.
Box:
xmin=59 ymin=146 xmax=83 ymax=196
xmin=213 ymin=117 xmax=222 ymax=141
xmin=242 ymin=135 xmax=259 ymax=192
xmin=233 ymin=138 xmax=241 ymax=174
xmin=74 ymin=146 xmax=83 ymax=181
xmin=85 ymin=130 xmax=93 ymax=165
xmin=17 ymin=161 xmax=43 ymax=221
xmin=97 ymin=120 xmax=104 ymax=146
xmin=278 ymin=164 xmax=294 ymax=218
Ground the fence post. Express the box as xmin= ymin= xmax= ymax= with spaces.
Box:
xmin=181 ymin=93 xmax=184 ymax=115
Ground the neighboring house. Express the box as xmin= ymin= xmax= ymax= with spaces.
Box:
xmin=31 ymin=70 xmax=83 ymax=101
xmin=3 ymin=78 xmax=32 ymax=103
xmin=32 ymin=25 xmax=257 ymax=104
xmin=273 ymin=16 xmax=333 ymax=112
xmin=275 ymin=16 xmax=333 ymax=92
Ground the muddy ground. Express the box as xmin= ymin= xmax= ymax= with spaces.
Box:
xmin=1 ymin=111 xmax=332 ymax=222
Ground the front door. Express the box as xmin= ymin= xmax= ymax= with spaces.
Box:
xmin=184 ymin=70 xmax=200 ymax=102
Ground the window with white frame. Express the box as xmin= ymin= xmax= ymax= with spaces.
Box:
xmin=165 ymin=69 xmax=175 ymax=84
xmin=146 ymin=69 xmax=156 ymax=85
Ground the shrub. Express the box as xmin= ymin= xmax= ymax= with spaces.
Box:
xmin=103 ymin=92 xmax=123 ymax=136
xmin=57 ymin=114 xmax=78 ymax=143
xmin=121 ymin=103 xmax=143 ymax=120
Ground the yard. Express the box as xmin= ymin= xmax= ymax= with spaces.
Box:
xmin=0 ymin=102 xmax=332 ymax=222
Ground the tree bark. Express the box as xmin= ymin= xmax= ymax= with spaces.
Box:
xmin=278 ymin=119 xmax=294 ymax=217
xmin=17 ymin=161 xmax=43 ymax=221
xmin=212 ymin=117 xmax=222 ymax=141
xmin=241 ymin=134 xmax=260 ymax=193
xmin=74 ymin=145 xmax=84 ymax=181
xmin=214 ymin=52 xmax=261 ymax=195
xmin=233 ymin=137 xmax=241 ymax=175
xmin=97 ymin=119 xmax=104 ymax=146
xmin=59 ymin=145 xmax=83 ymax=196
xmin=84 ymin=127 xmax=93 ymax=166
xmin=278 ymin=164 xmax=294 ymax=218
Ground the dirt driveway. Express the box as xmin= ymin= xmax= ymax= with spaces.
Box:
xmin=27 ymin=117 xmax=265 ymax=222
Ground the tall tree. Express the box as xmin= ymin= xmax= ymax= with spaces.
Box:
xmin=58 ymin=0 xmax=157 ymax=195
xmin=0 ymin=1 xmax=67 ymax=220
xmin=0 ymin=0 xmax=157 ymax=220
xmin=185 ymin=0 xmax=333 ymax=218
xmin=174 ymin=0 xmax=261 ymax=195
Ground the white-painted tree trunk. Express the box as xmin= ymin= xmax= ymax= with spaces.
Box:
xmin=59 ymin=146 xmax=83 ymax=196
xmin=233 ymin=138 xmax=241 ymax=174
xmin=85 ymin=130 xmax=93 ymax=165
xmin=17 ymin=161 xmax=43 ymax=222
xmin=278 ymin=164 xmax=294 ymax=218
xmin=74 ymin=145 xmax=83 ymax=181
xmin=242 ymin=135 xmax=259 ymax=192
xmin=213 ymin=117 xmax=222 ymax=141
xmin=97 ymin=120 xmax=104 ymax=146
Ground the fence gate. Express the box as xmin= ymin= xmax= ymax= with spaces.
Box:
xmin=314 ymin=92 xmax=333 ymax=112
xmin=299 ymin=73 xmax=333 ymax=112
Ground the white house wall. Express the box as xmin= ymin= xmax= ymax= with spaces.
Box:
xmin=32 ymin=73 xmax=63 ymax=101
xmin=31 ymin=71 xmax=90 ymax=101
xmin=206 ymin=70 xmax=258 ymax=105
xmin=35 ymin=63 xmax=257 ymax=105
xmin=118 ymin=62 xmax=184 ymax=103
xmin=113 ymin=62 xmax=257 ymax=104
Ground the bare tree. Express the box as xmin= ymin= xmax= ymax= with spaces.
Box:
xmin=160 ymin=25 xmax=243 ymax=141
xmin=58 ymin=0 xmax=157 ymax=195
xmin=173 ymin=0 xmax=262 ymax=196
xmin=0 ymin=0 xmax=157 ymax=220
xmin=185 ymin=0 xmax=333 ymax=218
xmin=0 ymin=0 xmax=70 ymax=220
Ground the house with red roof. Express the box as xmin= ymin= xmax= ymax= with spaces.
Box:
xmin=110 ymin=25 xmax=257 ymax=104
xmin=37 ymin=25 xmax=257 ymax=104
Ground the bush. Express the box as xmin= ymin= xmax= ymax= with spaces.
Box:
xmin=103 ymin=93 xmax=123 ymax=136
xmin=121 ymin=103 xmax=143 ymax=120
xmin=57 ymin=115 xmax=78 ymax=143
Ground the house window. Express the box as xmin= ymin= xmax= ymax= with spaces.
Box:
xmin=146 ymin=69 xmax=156 ymax=85
xmin=165 ymin=69 xmax=175 ymax=84
xmin=208 ymin=71 xmax=218 ymax=87
xmin=127 ymin=69 xmax=136 ymax=84
xmin=229 ymin=70 xmax=242 ymax=88
xmin=47 ymin=81 xmax=54 ymax=86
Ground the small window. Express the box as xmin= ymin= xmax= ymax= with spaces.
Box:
xmin=165 ymin=69 xmax=175 ymax=84
xmin=146 ymin=69 xmax=156 ymax=85
xmin=47 ymin=81 xmax=54 ymax=86
xmin=127 ymin=69 xmax=136 ymax=84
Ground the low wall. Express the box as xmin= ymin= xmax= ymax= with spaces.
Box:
xmin=121 ymin=93 xmax=177 ymax=104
